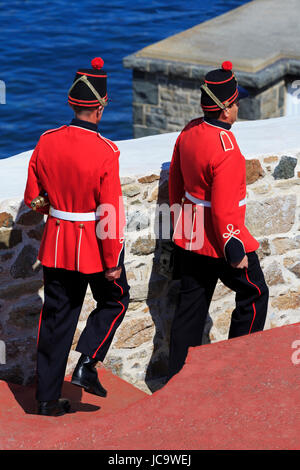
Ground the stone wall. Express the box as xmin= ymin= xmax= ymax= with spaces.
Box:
xmin=123 ymin=54 xmax=295 ymax=138
xmin=1 ymin=151 xmax=300 ymax=393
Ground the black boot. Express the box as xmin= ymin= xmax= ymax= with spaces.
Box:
xmin=37 ymin=398 xmax=71 ymax=416
xmin=71 ymin=354 xmax=107 ymax=397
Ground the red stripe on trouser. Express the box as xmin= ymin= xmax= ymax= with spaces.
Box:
xmin=245 ymin=268 xmax=261 ymax=333
xmin=92 ymin=281 xmax=125 ymax=359
xmin=37 ymin=307 xmax=43 ymax=346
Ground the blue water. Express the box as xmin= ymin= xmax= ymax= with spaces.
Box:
xmin=0 ymin=0 xmax=250 ymax=160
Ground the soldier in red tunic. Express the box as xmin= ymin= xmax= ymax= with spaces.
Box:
xmin=168 ymin=61 xmax=269 ymax=380
xmin=24 ymin=57 xmax=130 ymax=416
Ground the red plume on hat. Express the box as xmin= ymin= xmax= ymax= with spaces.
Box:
xmin=91 ymin=57 xmax=104 ymax=70
xmin=222 ymin=61 xmax=233 ymax=71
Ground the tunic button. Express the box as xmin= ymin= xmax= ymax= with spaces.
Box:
xmin=56 ymin=220 xmax=60 ymax=225
xmin=79 ymin=223 xmax=84 ymax=228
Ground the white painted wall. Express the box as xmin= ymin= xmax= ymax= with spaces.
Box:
xmin=1 ymin=115 xmax=300 ymax=200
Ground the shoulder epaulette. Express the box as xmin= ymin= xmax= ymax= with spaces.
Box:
xmin=219 ymin=130 xmax=234 ymax=152
xmin=97 ymin=133 xmax=119 ymax=153
xmin=42 ymin=125 xmax=67 ymax=136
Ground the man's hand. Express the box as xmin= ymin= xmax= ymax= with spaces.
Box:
xmin=231 ymin=255 xmax=248 ymax=269
xmin=105 ymin=266 xmax=122 ymax=281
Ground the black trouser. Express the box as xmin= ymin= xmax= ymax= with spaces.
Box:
xmin=36 ymin=252 xmax=130 ymax=401
xmin=168 ymin=248 xmax=269 ymax=380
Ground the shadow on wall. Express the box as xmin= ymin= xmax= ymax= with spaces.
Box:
xmin=143 ymin=165 xmax=212 ymax=393
xmin=0 ymin=192 xmax=214 ymax=394
xmin=0 ymin=200 xmax=45 ymax=386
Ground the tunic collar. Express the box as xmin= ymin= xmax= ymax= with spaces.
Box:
xmin=70 ymin=118 xmax=98 ymax=132
xmin=204 ymin=117 xmax=231 ymax=131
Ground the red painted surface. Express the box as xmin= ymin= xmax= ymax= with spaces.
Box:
xmin=1 ymin=323 xmax=300 ymax=450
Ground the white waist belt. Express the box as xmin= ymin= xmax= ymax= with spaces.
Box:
xmin=185 ymin=192 xmax=246 ymax=207
xmin=50 ymin=206 xmax=100 ymax=221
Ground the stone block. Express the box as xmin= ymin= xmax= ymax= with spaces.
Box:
xmin=168 ymin=62 xmax=192 ymax=79
xmin=103 ymin=354 xmax=124 ymax=376
xmin=163 ymin=102 xmax=181 ymax=117
xmin=122 ymin=184 xmax=141 ymax=198
xmin=7 ymin=296 xmax=42 ymax=330
xmin=0 ymin=252 xmax=14 ymax=262
xmin=271 ymin=289 xmax=300 ymax=310
xmin=159 ymin=88 xmax=174 ymax=101
xmin=278 ymin=83 xmax=286 ymax=108
xmin=0 ymin=212 xmax=13 ymax=228
xmin=132 ymin=104 xmax=145 ymax=125
xmin=28 ymin=224 xmax=45 ymax=241
xmin=138 ymin=174 xmax=160 ymax=184
xmin=256 ymin=238 xmax=271 ymax=259
xmin=120 ymin=176 xmax=136 ymax=186
xmin=238 ymin=95 xmax=262 ymax=120
xmin=129 ymin=277 xmax=167 ymax=302
xmin=126 ymin=209 xmax=150 ymax=232
xmin=114 ymin=315 xmax=155 ymax=349
xmin=131 ymin=235 xmax=156 ymax=256
xmin=166 ymin=116 xmax=186 ymax=128
xmin=272 ymin=236 xmax=300 ymax=255
xmin=263 ymin=156 xmax=279 ymax=164
xmin=146 ymin=112 xmax=166 ymax=129
xmin=16 ymin=210 xmax=44 ymax=226
xmin=133 ymin=126 xmax=161 ymax=138
xmin=10 ymin=245 xmax=40 ymax=279
xmin=0 ymin=279 xmax=43 ymax=300
xmin=245 ymin=195 xmax=296 ymax=236
xmin=0 ymin=228 xmax=22 ymax=250
xmin=213 ymin=309 xmax=232 ymax=336
xmin=212 ymin=281 xmax=232 ymax=301
xmin=133 ymin=78 xmax=158 ymax=105
xmin=148 ymin=60 xmax=169 ymax=75
xmin=273 ymin=156 xmax=298 ymax=179
xmin=263 ymin=261 xmax=285 ymax=285
xmin=287 ymin=262 xmax=300 ymax=278
xmin=245 ymin=159 xmax=265 ymax=184
xmin=283 ymin=255 xmax=300 ymax=268
xmin=173 ymin=89 xmax=190 ymax=104
xmin=148 ymin=180 xmax=169 ymax=204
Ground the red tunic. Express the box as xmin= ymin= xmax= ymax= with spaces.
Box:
xmin=169 ymin=118 xmax=259 ymax=264
xmin=24 ymin=121 xmax=125 ymax=274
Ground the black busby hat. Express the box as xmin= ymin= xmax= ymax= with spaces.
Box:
xmin=68 ymin=57 xmax=108 ymax=108
xmin=201 ymin=61 xmax=247 ymax=112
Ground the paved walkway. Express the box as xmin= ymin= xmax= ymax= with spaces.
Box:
xmin=1 ymin=322 xmax=300 ymax=450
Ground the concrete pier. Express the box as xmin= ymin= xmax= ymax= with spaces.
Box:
xmin=123 ymin=0 xmax=300 ymax=137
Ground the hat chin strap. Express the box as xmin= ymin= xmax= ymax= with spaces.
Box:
xmin=201 ymin=83 xmax=229 ymax=110
xmin=68 ymin=74 xmax=108 ymax=107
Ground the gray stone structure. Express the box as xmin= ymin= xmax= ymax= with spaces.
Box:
xmin=123 ymin=0 xmax=300 ymax=138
